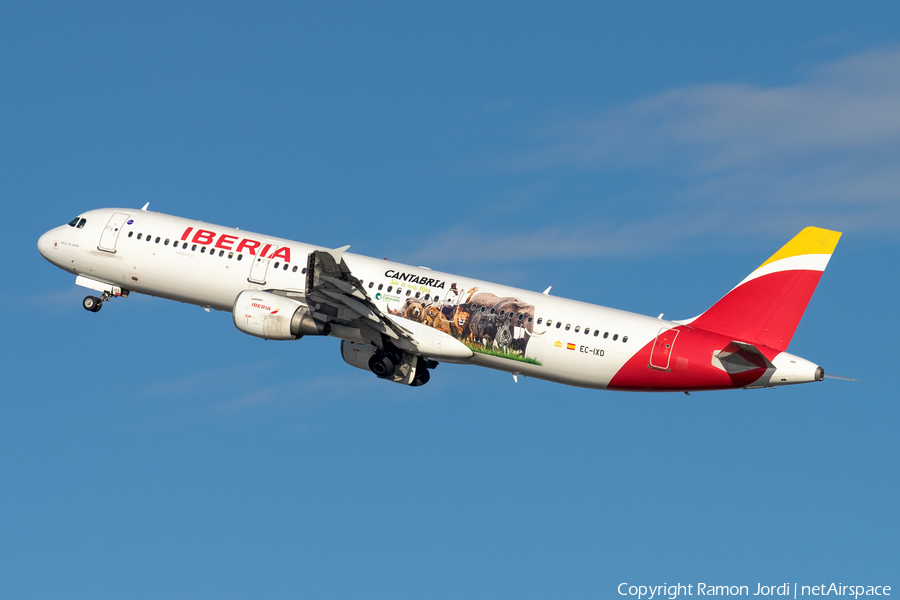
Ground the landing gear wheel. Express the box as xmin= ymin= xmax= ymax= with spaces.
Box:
xmin=411 ymin=368 xmax=431 ymax=387
xmin=368 ymin=351 xmax=395 ymax=379
xmin=83 ymin=296 xmax=102 ymax=312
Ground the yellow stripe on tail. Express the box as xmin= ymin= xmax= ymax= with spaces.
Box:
xmin=756 ymin=227 xmax=842 ymax=270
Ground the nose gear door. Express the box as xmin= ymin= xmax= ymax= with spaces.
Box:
xmin=98 ymin=212 xmax=130 ymax=253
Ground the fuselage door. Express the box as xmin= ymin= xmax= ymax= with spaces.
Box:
xmin=248 ymin=251 xmax=275 ymax=284
xmin=98 ymin=212 xmax=130 ymax=253
xmin=649 ymin=327 xmax=679 ymax=371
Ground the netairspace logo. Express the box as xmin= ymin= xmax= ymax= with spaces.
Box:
xmin=618 ymin=582 xmax=892 ymax=599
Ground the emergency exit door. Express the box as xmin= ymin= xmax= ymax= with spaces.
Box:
xmin=248 ymin=252 xmax=275 ymax=284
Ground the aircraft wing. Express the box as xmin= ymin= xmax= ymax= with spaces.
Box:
xmin=303 ymin=246 xmax=416 ymax=346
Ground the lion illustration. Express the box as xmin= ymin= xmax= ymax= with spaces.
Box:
xmin=451 ymin=304 xmax=472 ymax=340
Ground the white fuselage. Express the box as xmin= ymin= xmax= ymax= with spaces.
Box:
xmin=37 ymin=208 xmax=671 ymax=389
xmin=38 ymin=208 xmax=826 ymax=392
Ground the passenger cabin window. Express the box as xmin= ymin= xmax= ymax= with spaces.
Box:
xmin=229 ymin=252 xmax=234 ymax=259
xmin=593 ymin=330 xmax=599 ymax=337
xmin=128 ymin=231 xmax=133 ymax=237
xmin=201 ymin=247 xmax=206 ymax=253
xmin=274 ymin=262 xmax=280 ymax=269
xmin=137 ymin=233 xmax=143 ymax=240
xmin=603 ymin=332 xmax=609 ymax=339
xmin=378 ymin=284 xmax=383 ymax=290
xmin=623 ymin=336 xmax=628 ymax=343
xmin=302 ymin=268 xmax=307 ymax=274
xmin=192 ymin=244 xmax=197 ymax=251
xmin=155 ymin=237 xmax=160 ymax=243
xmin=293 ymin=266 xmax=298 ymax=272
xmin=406 ymin=289 xmax=412 ymax=296
xmin=574 ymin=326 xmax=580 ymax=332
xmin=237 ymin=254 xmax=242 ymax=261
xmin=556 ymin=322 xmax=562 ymax=329
xmin=368 ymin=281 xmax=373 ymax=288
xmin=387 ymin=286 xmax=393 ymax=292
xmin=613 ymin=334 xmax=619 ymax=341
xmin=164 ymin=239 xmax=170 ymax=245
xmin=584 ymin=328 xmax=590 ymax=334
xmin=565 ymin=324 xmax=571 ymax=331
xmin=283 ymin=263 xmax=288 ymax=270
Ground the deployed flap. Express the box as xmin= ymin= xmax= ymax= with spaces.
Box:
xmin=305 ymin=248 xmax=415 ymax=345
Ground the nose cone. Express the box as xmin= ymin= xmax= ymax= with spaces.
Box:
xmin=37 ymin=230 xmax=53 ymax=257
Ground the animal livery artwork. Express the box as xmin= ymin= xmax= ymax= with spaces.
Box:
xmin=387 ymin=286 xmax=542 ymax=365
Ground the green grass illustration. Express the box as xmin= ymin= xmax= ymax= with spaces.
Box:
xmin=465 ymin=342 xmax=542 ymax=366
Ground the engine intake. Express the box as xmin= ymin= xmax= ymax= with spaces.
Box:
xmin=233 ymin=290 xmax=329 ymax=340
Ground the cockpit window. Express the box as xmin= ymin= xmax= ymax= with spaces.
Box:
xmin=77 ymin=218 xmax=86 ymax=228
xmin=67 ymin=217 xmax=80 ymax=227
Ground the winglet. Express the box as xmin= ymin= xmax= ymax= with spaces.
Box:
xmin=542 ymin=286 xmax=552 ymax=295
xmin=141 ymin=202 xmax=150 ymax=211
xmin=327 ymin=245 xmax=351 ymax=263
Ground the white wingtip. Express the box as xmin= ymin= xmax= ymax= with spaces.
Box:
xmin=141 ymin=202 xmax=150 ymax=211
xmin=327 ymin=245 xmax=351 ymax=263
xmin=542 ymin=286 xmax=552 ymax=295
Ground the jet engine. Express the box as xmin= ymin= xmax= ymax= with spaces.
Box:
xmin=341 ymin=340 xmax=434 ymax=386
xmin=233 ymin=290 xmax=329 ymax=340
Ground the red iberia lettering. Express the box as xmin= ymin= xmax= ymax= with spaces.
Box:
xmin=259 ymin=244 xmax=272 ymax=258
xmin=181 ymin=227 xmax=193 ymax=241
xmin=270 ymin=246 xmax=291 ymax=262
xmin=192 ymin=229 xmax=215 ymax=245
xmin=215 ymin=234 xmax=238 ymax=250
xmin=236 ymin=238 xmax=261 ymax=255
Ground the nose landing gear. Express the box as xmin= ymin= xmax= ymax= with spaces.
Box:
xmin=82 ymin=290 xmax=120 ymax=313
xmin=82 ymin=295 xmax=102 ymax=312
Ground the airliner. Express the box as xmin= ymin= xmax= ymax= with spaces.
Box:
xmin=37 ymin=205 xmax=842 ymax=391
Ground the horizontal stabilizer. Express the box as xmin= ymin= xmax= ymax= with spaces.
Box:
xmin=714 ymin=341 xmax=774 ymax=375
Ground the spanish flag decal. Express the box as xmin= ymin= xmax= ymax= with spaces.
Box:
xmin=566 ymin=343 xmax=576 ymax=350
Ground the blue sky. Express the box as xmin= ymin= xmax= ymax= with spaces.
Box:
xmin=2 ymin=2 xmax=898 ymax=598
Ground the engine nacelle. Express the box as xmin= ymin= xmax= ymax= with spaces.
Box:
xmin=341 ymin=340 xmax=433 ymax=386
xmin=341 ymin=340 xmax=378 ymax=371
xmin=233 ymin=290 xmax=329 ymax=340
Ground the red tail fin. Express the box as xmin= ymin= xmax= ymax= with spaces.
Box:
xmin=686 ymin=227 xmax=841 ymax=351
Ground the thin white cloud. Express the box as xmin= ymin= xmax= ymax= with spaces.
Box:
xmin=417 ymin=47 xmax=900 ymax=264
xmin=526 ymin=46 xmax=900 ymax=174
